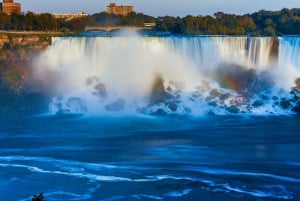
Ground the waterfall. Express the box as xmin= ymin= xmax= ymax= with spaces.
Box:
xmin=33 ymin=35 xmax=300 ymax=115
xmin=279 ymin=36 xmax=300 ymax=68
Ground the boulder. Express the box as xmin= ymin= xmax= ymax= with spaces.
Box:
xmin=149 ymin=75 xmax=172 ymax=105
xmin=280 ymin=99 xmax=291 ymax=109
xmin=295 ymin=78 xmax=300 ymax=89
xmin=168 ymin=102 xmax=178 ymax=112
xmin=86 ymin=77 xmax=99 ymax=86
xmin=208 ymin=101 xmax=217 ymax=107
xmin=252 ymin=100 xmax=264 ymax=107
xmin=209 ymin=89 xmax=222 ymax=99
xmin=105 ymin=98 xmax=125 ymax=111
xmin=66 ymin=97 xmax=87 ymax=113
xmin=94 ymin=83 xmax=108 ymax=98
xmin=292 ymin=103 xmax=300 ymax=114
xmin=153 ymin=108 xmax=167 ymax=115
xmin=226 ymin=105 xmax=240 ymax=113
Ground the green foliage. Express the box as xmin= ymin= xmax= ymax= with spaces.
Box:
xmin=0 ymin=8 xmax=299 ymax=35
xmin=155 ymin=8 xmax=300 ymax=35
xmin=89 ymin=11 xmax=155 ymax=27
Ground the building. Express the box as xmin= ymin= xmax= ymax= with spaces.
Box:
xmin=107 ymin=3 xmax=133 ymax=16
xmin=0 ymin=0 xmax=21 ymax=15
xmin=52 ymin=12 xmax=88 ymax=21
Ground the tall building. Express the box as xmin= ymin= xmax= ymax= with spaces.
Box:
xmin=107 ymin=3 xmax=133 ymax=16
xmin=0 ymin=0 xmax=21 ymax=15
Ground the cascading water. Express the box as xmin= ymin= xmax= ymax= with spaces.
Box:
xmin=33 ymin=34 xmax=300 ymax=116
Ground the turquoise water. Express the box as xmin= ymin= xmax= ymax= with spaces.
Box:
xmin=0 ymin=115 xmax=300 ymax=201
xmin=1 ymin=34 xmax=300 ymax=200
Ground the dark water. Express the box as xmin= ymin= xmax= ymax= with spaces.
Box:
xmin=0 ymin=114 xmax=300 ymax=201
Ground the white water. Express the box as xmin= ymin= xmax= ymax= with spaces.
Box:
xmin=33 ymin=35 xmax=300 ymax=115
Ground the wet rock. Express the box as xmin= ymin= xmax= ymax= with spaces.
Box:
xmin=168 ymin=102 xmax=178 ymax=112
xmin=209 ymin=89 xmax=222 ymax=99
xmin=94 ymin=83 xmax=107 ymax=98
xmin=149 ymin=75 xmax=172 ymax=105
xmin=184 ymin=107 xmax=192 ymax=114
xmin=252 ymin=100 xmax=264 ymax=107
xmin=192 ymin=93 xmax=200 ymax=98
xmin=153 ymin=108 xmax=167 ymax=115
xmin=260 ymin=94 xmax=269 ymax=100
xmin=207 ymin=111 xmax=216 ymax=115
xmin=280 ymin=99 xmax=291 ymax=109
xmin=292 ymin=103 xmax=300 ymax=114
xmin=291 ymin=78 xmax=300 ymax=100
xmin=166 ymin=86 xmax=172 ymax=92
xmin=105 ymin=98 xmax=125 ymax=111
xmin=226 ymin=105 xmax=240 ymax=113
xmin=86 ymin=77 xmax=99 ymax=86
xmin=295 ymin=78 xmax=300 ymax=89
xmin=220 ymin=93 xmax=231 ymax=100
xmin=208 ymin=102 xmax=217 ymax=107
xmin=66 ymin=97 xmax=87 ymax=112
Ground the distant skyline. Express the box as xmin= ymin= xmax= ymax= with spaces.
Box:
xmin=16 ymin=0 xmax=300 ymax=16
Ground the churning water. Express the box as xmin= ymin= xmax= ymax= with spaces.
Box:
xmin=1 ymin=33 xmax=300 ymax=201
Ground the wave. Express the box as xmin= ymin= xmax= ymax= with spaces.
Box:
xmin=1 ymin=156 xmax=297 ymax=200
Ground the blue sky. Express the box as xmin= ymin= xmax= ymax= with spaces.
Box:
xmin=17 ymin=0 xmax=300 ymax=16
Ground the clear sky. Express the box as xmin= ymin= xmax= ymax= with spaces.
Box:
xmin=16 ymin=0 xmax=300 ymax=17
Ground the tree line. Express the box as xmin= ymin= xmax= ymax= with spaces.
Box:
xmin=0 ymin=8 xmax=300 ymax=35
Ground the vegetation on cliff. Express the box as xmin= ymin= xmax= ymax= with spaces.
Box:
xmin=0 ymin=34 xmax=50 ymax=114
xmin=0 ymin=8 xmax=300 ymax=35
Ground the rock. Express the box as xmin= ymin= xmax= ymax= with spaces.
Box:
xmin=149 ymin=75 xmax=172 ymax=105
xmin=207 ymin=111 xmax=216 ymax=115
xmin=168 ymin=102 xmax=178 ymax=111
xmin=252 ymin=100 xmax=264 ymax=107
xmin=66 ymin=97 xmax=87 ymax=113
xmin=220 ymin=93 xmax=231 ymax=100
xmin=209 ymin=89 xmax=222 ymax=98
xmin=208 ymin=101 xmax=217 ymax=107
xmin=166 ymin=86 xmax=172 ymax=92
xmin=226 ymin=105 xmax=240 ymax=113
xmin=86 ymin=77 xmax=99 ymax=86
xmin=260 ymin=94 xmax=269 ymax=100
xmin=153 ymin=108 xmax=167 ymax=115
xmin=292 ymin=103 xmax=300 ymax=114
xmin=184 ymin=107 xmax=192 ymax=113
xmin=295 ymin=78 xmax=300 ymax=89
xmin=94 ymin=83 xmax=107 ymax=98
xmin=280 ymin=99 xmax=291 ymax=109
xmin=105 ymin=98 xmax=125 ymax=111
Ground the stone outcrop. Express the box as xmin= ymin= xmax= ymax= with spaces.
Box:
xmin=0 ymin=34 xmax=52 ymax=114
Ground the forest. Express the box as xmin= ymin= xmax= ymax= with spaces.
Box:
xmin=0 ymin=8 xmax=300 ymax=35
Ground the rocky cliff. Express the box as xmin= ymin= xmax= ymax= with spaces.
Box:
xmin=0 ymin=34 xmax=52 ymax=114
